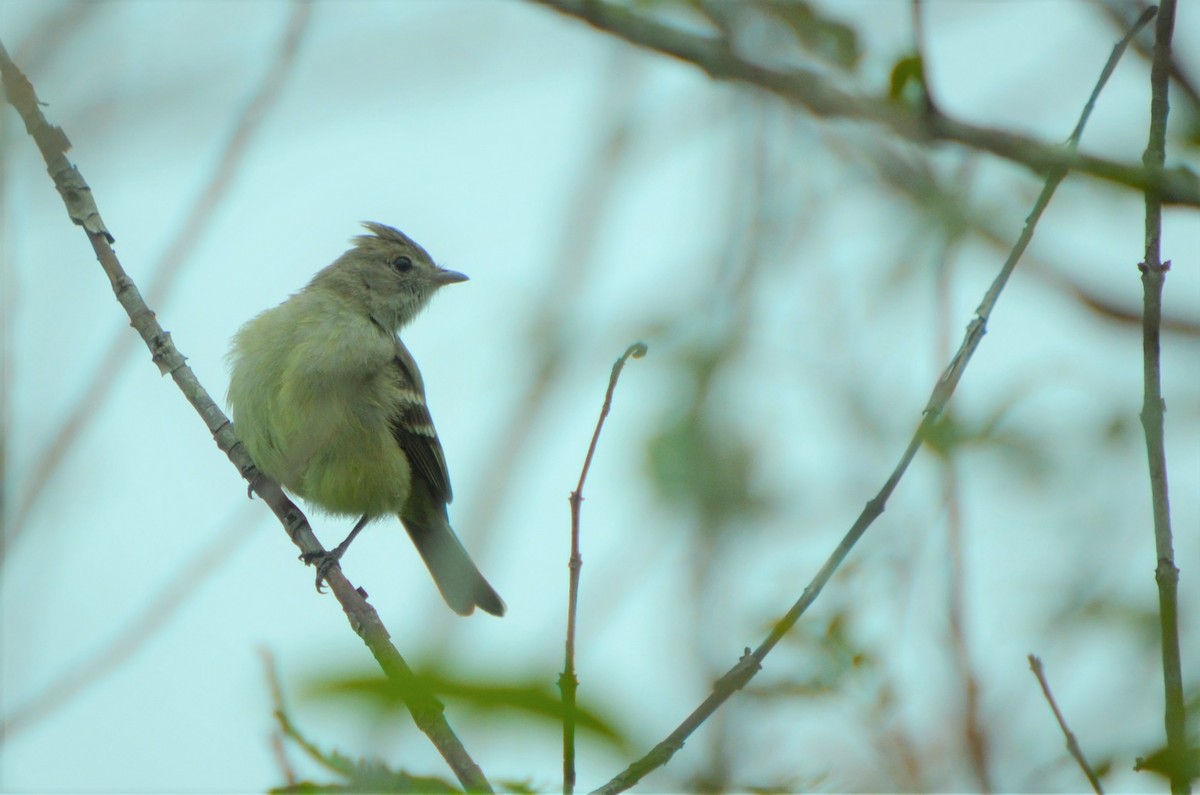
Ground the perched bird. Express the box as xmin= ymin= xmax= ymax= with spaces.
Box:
xmin=227 ymin=222 xmax=504 ymax=616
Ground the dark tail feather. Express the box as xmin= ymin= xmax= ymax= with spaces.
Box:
xmin=401 ymin=513 xmax=505 ymax=617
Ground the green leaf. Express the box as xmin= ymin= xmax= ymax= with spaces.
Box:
xmin=889 ymin=53 xmax=926 ymax=104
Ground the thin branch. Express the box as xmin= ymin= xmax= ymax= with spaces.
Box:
xmin=1137 ymin=2 xmax=1189 ymax=794
xmin=589 ymin=9 xmax=1154 ymax=793
xmin=262 ymin=650 xmax=356 ymax=779
xmin=4 ymin=1 xmax=311 ymax=559
xmin=562 ymin=342 xmax=647 ymax=795
xmin=1097 ymin=0 xmax=1200 ymax=114
xmin=1028 ymin=655 xmax=1104 ymax=794
xmin=0 ymin=38 xmax=494 ymax=795
xmin=533 ymin=0 xmax=1198 ymax=207
xmin=945 ymin=463 xmax=991 ymax=792
xmin=835 ymin=130 xmax=1200 ymax=340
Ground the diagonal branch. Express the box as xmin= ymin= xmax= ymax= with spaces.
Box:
xmin=0 ymin=37 xmax=495 ymax=794
xmin=589 ymin=8 xmax=1155 ymax=793
xmin=4 ymin=2 xmax=311 ymax=558
xmin=533 ymin=0 xmax=1199 ymax=207
xmin=1028 ymin=655 xmax=1104 ymax=795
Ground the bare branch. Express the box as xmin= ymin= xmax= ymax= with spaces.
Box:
xmin=0 ymin=36 xmax=494 ymax=794
xmin=532 ymin=0 xmax=1199 ymax=207
xmin=561 ymin=342 xmax=647 ymax=794
xmin=1028 ymin=655 xmax=1104 ymax=794
xmin=1137 ymin=2 xmax=1190 ymax=793
xmin=4 ymin=1 xmax=311 ymax=558
xmin=589 ymin=9 xmax=1153 ymax=792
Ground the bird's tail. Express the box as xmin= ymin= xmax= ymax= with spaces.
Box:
xmin=401 ymin=511 xmax=505 ymax=617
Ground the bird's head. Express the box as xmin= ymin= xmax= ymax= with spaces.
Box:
xmin=311 ymin=221 xmax=467 ymax=331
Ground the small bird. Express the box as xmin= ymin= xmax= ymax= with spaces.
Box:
xmin=227 ymin=222 xmax=504 ymax=616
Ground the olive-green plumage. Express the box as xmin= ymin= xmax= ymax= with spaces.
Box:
xmin=227 ymin=222 xmax=504 ymax=617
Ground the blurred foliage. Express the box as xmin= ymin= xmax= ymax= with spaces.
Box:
xmin=1049 ymin=590 xmax=1162 ymax=647
xmin=647 ymin=404 xmax=763 ymax=527
xmin=922 ymin=404 xmax=1050 ymax=481
xmin=304 ymin=664 xmax=628 ymax=751
xmin=271 ymin=762 xmax=459 ymax=794
xmin=752 ymin=0 xmax=861 ymax=70
xmin=269 ymin=672 xmax=461 ymax=794
xmin=1182 ymin=106 xmax=1200 ymax=147
xmin=645 ymin=342 xmax=771 ymax=534
xmin=747 ymin=612 xmax=875 ymax=699
xmin=652 ymin=0 xmax=860 ymax=70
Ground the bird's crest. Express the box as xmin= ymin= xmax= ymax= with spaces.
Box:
xmin=355 ymin=222 xmax=428 ymax=257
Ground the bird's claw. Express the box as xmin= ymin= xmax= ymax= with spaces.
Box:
xmin=300 ymin=549 xmax=342 ymax=593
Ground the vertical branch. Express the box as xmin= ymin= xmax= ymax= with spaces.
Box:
xmin=943 ymin=465 xmax=992 ymax=791
xmin=1137 ymin=2 xmax=1189 ymax=793
xmin=561 ymin=342 xmax=647 ymax=795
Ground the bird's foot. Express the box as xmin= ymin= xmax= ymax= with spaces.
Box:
xmin=300 ymin=548 xmax=344 ymax=593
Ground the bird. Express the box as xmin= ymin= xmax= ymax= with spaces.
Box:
xmin=227 ymin=222 xmax=504 ymax=616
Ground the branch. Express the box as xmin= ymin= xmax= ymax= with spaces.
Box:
xmin=4 ymin=1 xmax=312 ymax=558
xmin=1028 ymin=655 xmax=1104 ymax=794
xmin=561 ymin=342 xmax=647 ymax=795
xmin=533 ymin=0 xmax=1199 ymax=207
xmin=0 ymin=38 xmax=494 ymax=794
xmin=590 ymin=9 xmax=1153 ymax=792
xmin=1137 ymin=2 xmax=1190 ymax=793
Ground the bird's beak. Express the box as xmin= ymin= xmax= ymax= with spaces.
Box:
xmin=434 ymin=268 xmax=469 ymax=285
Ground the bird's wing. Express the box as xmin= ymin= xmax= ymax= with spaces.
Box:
xmin=389 ymin=340 xmax=454 ymax=505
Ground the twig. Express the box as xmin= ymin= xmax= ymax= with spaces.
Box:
xmin=533 ymin=0 xmax=1198 ymax=207
xmin=262 ymin=650 xmax=356 ymax=779
xmin=4 ymin=1 xmax=311 ymax=559
xmin=0 ymin=2 xmax=311 ymax=742
xmin=1096 ymin=0 xmax=1200 ymax=113
xmin=589 ymin=9 xmax=1154 ymax=793
xmin=1028 ymin=655 xmax=1104 ymax=794
xmin=262 ymin=651 xmax=305 ymax=785
xmin=1137 ymin=2 xmax=1189 ymax=794
xmin=0 ymin=38 xmax=494 ymax=794
xmin=561 ymin=342 xmax=647 ymax=795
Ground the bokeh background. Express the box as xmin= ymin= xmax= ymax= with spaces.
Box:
xmin=2 ymin=1 xmax=1198 ymax=792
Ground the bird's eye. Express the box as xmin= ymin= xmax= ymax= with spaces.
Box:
xmin=391 ymin=255 xmax=414 ymax=273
